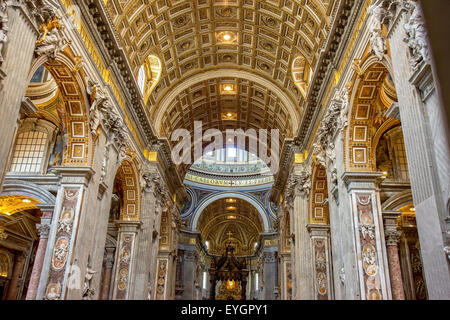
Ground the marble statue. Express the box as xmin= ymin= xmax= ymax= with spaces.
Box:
xmin=0 ymin=1 xmax=8 ymax=66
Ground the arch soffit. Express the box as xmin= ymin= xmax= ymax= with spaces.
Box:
xmin=27 ymin=51 xmax=92 ymax=167
xmin=1 ymin=180 xmax=56 ymax=206
xmin=153 ymin=69 xmax=300 ymax=136
xmin=191 ymin=192 xmax=270 ymax=232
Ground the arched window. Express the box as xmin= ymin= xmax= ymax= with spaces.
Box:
xmin=291 ymin=56 xmax=311 ymax=99
xmin=9 ymin=119 xmax=58 ymax=174
xmin=137 ymin=55 xmax=162 ymax=104
xmin=137 ymin=65 xmax=146 ymax=94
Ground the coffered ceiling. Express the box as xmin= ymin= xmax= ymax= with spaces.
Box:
xmin=161 ymin=77 xmax=293 ymax=147
xmin=105 ymin=0 xmax=337 ymax=141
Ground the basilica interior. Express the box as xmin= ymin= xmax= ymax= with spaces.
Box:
xmin=0 ymin=0 xmax=448 ymax=301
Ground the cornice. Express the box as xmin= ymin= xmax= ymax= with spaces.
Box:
xmin=295 ymin=0 xmax=362 ymax=150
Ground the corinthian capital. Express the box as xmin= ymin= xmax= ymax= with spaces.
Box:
xmin=37 ymin=223 xmax=51 ymax=239
xmin=23 ymin=0 xmax=57 ymax=25
xmin=141 ymin=170 xmax=159 ymax=193
xmin=286 ymin=165 xmax=311 ymax=198
xmin=385 ymin=229 xmax=402 ymax=246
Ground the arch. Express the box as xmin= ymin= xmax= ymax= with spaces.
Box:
xmin=27 ymin=50 xmax=91 ymax=167
xmin=381 ymin=190 xmax=414 ymax=211
xmin=191 ymin=192 xmax=270 ymax=232
xmin=113 ymin=159 xmax=141 ymax=220
xmin=309 ymin=162 xmax=329 ymax=224
xmin=153 ymin=69 xmax=300 ymax=136
xmin=291 ymin=56 xmax=311 ymax=99
xmin=370 ymin=118 xmax=401 ymax=167
xmin=1 ymin=180 xmax=56 ymax=206
xmin=346 ymin=61 xmax=392 ymax=172
xmin=138 ymin=54 xmax=162 ymax=104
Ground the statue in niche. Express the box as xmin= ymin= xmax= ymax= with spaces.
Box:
xmin=82 ymin=255 xmax=97 ymax=300
xmin=35 ymin=15 xmax=69 ymax=59
xmin=87 ymin=80 xmax=109 ymax=141
xmin=109 ymin=194 xmax=121 ymax=222
xmin=370 ymin=27 xmax=387 ymax=61
xmin=0 ymin=1 xmax=8 ymax=66
xmin=47 ymin=130 xmax=64 ymax=171
xmin=376 ymin=136 xmax=393 ymax=178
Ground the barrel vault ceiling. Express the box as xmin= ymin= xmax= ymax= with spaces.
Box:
xmin=104 ymin=0 xmax=337 ymax=150
xmin=197 ymin=198 xmax=264 ymax=255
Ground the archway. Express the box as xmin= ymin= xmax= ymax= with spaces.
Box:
xmin=346 ymin=58 xmax=428 ymax=300
xmin=27 ymin=50 xmax=91 ymax=167
xmin=191 ymin=193 xmax=270 ymax=233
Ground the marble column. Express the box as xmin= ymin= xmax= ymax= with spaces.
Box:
xmin=99 ymin=247 xmax=115 ymax=300
xmin=208 ymin=273 xmax=216 ymax=300
xmin=180 ymin=246 xmax=198 ymax=300
xmin=308 ymin=225 xmax=333 ymax=300
xmin=385 ymin=3 xmax=450 ymax=299
xmin=37 ymin=167 xmax=94 ymax=300
xmin=131 ymin=168 xmax=159 ymax=300
xmin=0 ymin=3 xmax=40 ymax=191
xmin=287 ymin=164 xmax=313 ymax=300
xmin=25 ymin=221 xmax=51 ymax=300
xmin=112 ymin=220 xmax=141 ymax=300
xmin=6 ymin=251 xmax=27 ymax=300
xmin=262 ymin=250 xmax=278 ymax=300
xmin=385 ymin=230 xmax=405 ymax=300
xmin=342 ymin=172 xmax=391 ymax=300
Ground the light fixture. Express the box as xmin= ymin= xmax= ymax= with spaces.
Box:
xmin=227 ymin=113 xmax=233 ymax=117
xmin=226 ymin=198 xmax=236 ymax=203
xmin=224 ymin=85 xmax=233 ymax=91
xmin=410 ymin=207 xmax=415 ymax=212
xmin=223 ymin=33 xmax=231 ymax=41
xmin=22 ymin=199 xmax=32 ymax=203
xmin=226 ymin=206 xmax=236 ymax=211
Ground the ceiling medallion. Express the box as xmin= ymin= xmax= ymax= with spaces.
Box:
xmin=254 ymin=90 xmax=264 ymax=99
xmin=172 ymin=14 xmax=191 ymax=28
xmin=184 ymin=62 xmax=195 ymax=70
xmin=216 ymin=7 xmax=236 ymax=18
xmin=179 ymin=40 xmax=192 ymax=51
xmin=260 ymin=40 xmax=274 ymax=52
xmin=139 ymin=41 xmax=149 ymax=53
xmin=222 ymin=54 xmax=234 ymax=62
xmin=257 ymin=61 xmax=271 ymax=71
xmin=261 ymin=15 xmax=279 ymax=28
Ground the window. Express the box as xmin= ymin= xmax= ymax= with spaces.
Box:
xmin=9 ymin=118 xmax=58 ymax=175
xmin=10 ymin=131 xmax=48 ymax=173
xmin=202 ymin=272 xmax=208 ymax=289
xmin=30 ymin=65 xmax=52 ymax=83
xmin=292 ymin=56 xmax=311 ymax=99
xmin=137 ymin=65 xmax=146 ymax=94
xmin=138 ymin=55 xmax=162 ymax=104
xmin=393 ymin=136 xmax=409 ymax=181
xmin=227 ymin=147 xmax=237 ymax=160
